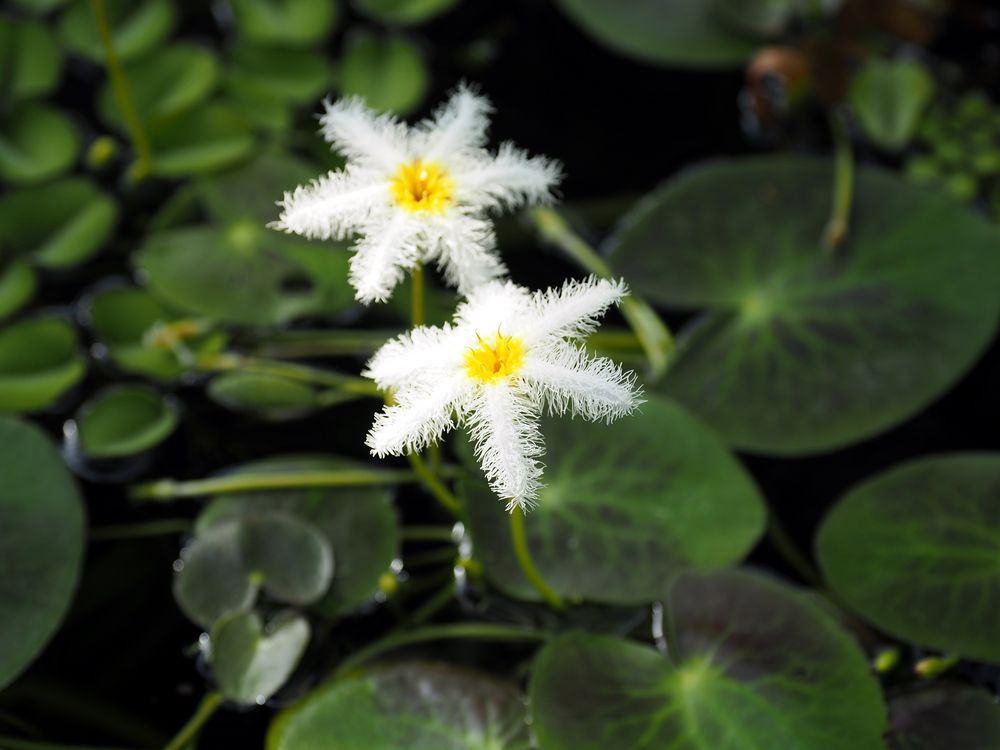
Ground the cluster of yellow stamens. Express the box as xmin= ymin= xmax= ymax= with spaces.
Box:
xmin=390 ymin=159 xmax=453 ymax=214
xmin=463 ymin=331 xmax=525 ymax=383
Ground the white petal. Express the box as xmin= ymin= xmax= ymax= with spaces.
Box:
xmin=424 ymin=213 xmax=507 ymax=295
xmin=521 ymin=342 xmax=643 ymax=423
xmin=453 ymin=142 xmax=562 ymax=211
xmin=454 ymin=280 xmax=532 ymax=337
xmin=366 ymin=375 xmax=472 ymax=457
xmin=363 ymin=324 xmax=464 ymax=391
xmin=320 ymin=97 xmax=411 ymax=172
xmin=350 ymin=213 xmax=424 ymax=304
xmin=465 ymin=383 xmax=544 ymax=511
xmin=524 ymin=276 xmax=628 ymax=345
xmin=415 ymin=83 xmax=493 ymax=163
xmin=270 ymin=168 xmax=388 ymax=241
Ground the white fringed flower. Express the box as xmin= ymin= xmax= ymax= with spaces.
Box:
xmin=269 ymin=84 xmax=562 ymax=304
xmin=364 ymin=277 xmax=643 ymax=511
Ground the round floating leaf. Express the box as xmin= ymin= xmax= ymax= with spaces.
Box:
xmin=352 ymin=0 xmax=461 ymax=25
xmin=607 ymin=156 xmax=1000 ymax=454
xmin=0 ymin=417 xmax=85 ymax=690
xmin=173 ymin=521 xmax=258 ymax=629
xmin=0 ymin=17 xmax=62 ymax=102
xmin=135 ymin=225 xmax=353 ymax=325
xmin=0 ymin=178 xmax=117 ymax=270
xmin=208 ymin=371 xmax=323 ymax=418
xmin=0 ymin=102 xmax=79 ymax=184
xmin=0 ymin=262 xmax=37 ymax=321
xmin=888 ymin=685 xmax=1000 ymax=750
xmin=97 ymin=44 xmax=218 ymax=129
xmin=554 ymin=0 xmax=759 ymax=69
xmin=197 ymin=456 xmax=399 ymax=617
xmin=0 ymin=315 xmax=86 ymax=412
xmin=230 ymin=0 xmax=338 ymax=47
xmin=849 ymin=58 xmax=935 ymax=151
xmin=58 ymin=0 xmax=175 ymax=64
xmin=530 ymin=569 xmax=887 ymax=750
xmin=817 ymin=453 xmax=1000 ymax=662
xmin=225 ymin=43 xmax=331 ymax=106
xmin=147 ymin=105 xmax=255 ymax=178
xmin=75 ymin=385 xmax=178 ymax=458
xmin=339 ymin=30 xmax=429 ymax=115
xmin=213 ymin=611 xmax=311 ymax=706
xmin=197 ymin=152 xmax=318 ymax=226
xmin=707 ymin=0 xmax=800 ymax=38
xmin=463 ymin=395 xmax=766 ymax=604
xmin=268 ymin=662 xmax=530 ymax=749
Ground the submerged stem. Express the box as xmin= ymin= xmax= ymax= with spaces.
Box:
xmin=411 ymin=263 xmax=426 ymax=327
xmin=407 ymin=452 xmax=463 ymax=516
xmin=765 ymin=509 xmax=823 ymax=587
xmin=161 ymin=692 xmax=223 ymax=750
xmin=509 ymin=505 xmax=565 ymax=609
xmin=249 ymin=329 xmax=398 ymax=359
xmin=824 ymin=109 xmax=854 ymax=251
xmin=0 ymin=738 xmax=128 ymax=750
xmin=200 ymin=354 xmax=381 ymax=397
xmin=89 ymin=518 xmax=192 ymax=541
xmin=90 ymin=0 xmax=152 ymax=179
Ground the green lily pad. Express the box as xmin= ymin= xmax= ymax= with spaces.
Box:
xmin=268 ymin=662 xmax=531 ymax=749
xmin=0 ymin=416 xmax=85 ymax=690
xmin=225 ymin=43 xmax=331 ymax=106
xmin=174 ymin=511 xmax=334 ymax=628
xmin=0 ymin=17 xmax=62 ymax=102
xmin=0 ymin=178 xmax=117 ymax=270
xmin=339 ymin=30 xmax=429 ymax=115
xmin=707 ymin=0 xmax=800 ymax=38
xmin=208 ymin=371 xmax=325 ymax=419
xmin=463 ymin=395 xmax=765 ymax=605
xmin=0 ymin=315 xmax=86 ymax=412
xmin=75 ymin=385 xmax=178 ymax=459
xmin=213 ymin=610 xmax=311 ymax=706
xmin=0 ymin=262 xmax=37 ymax=321
xmin=97 ymin=44 xmax=219 ymax=129
xmin=230 ymin=0 xmax=338 ymax=47
xmin=530 ymin=569 xmax=887 ymax=750
xmin=554 ymin=0 xmax=759 ymax=69
xmin=197 ymin=152 xmax=318 ymax=226
xmin=0 ymin=102 xmax=79 ymax=184
xmin=134 ymin=224 xmax=353 ymax=325
xmin=816 ymin=453 xmax=1000 ymax=662
xmin=352 ymin=0 xmax=461 ymax=26
xmin=197 ymin=456 xmax=399 ymax=618
xmin=607 ymin=156 xmax=1000 ymax=454
xmin=849 ymin=58 xmax=935 ymax=151
xmin=147 ymin=105 xmax=255 ymax=178
xmin=58 ymin=0 xmax=175 ymax=64
xmin=888 ymin=685 xmax=1000 ymax=750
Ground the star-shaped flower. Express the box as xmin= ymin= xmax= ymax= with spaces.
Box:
xmin=364 ymin=277 xmax=643 ymax=511
xmin=269 ymin=85 xmax=562 ymax=304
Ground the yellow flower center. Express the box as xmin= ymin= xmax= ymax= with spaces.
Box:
xmin=463 ymin=332 xmax=525 ymax=384
xmin=390 ymin=159 xmax=453 ymax=213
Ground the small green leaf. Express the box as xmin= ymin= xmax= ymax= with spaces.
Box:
xmin=463 ymin=395 xmax=765 ymax=604
xmin=75 ymin=385 xmax=178 ymax=458
xmin=0 ymin=262 xmax=37 ymax=321
xmin=339 ymin=30 xmax=429 ymax=115
xmin=208 ymin=371 xmax=324 ymax=419
xmin=817 ymin=453 xmax=1000 ymax=662
xmin=225 ymin=43 xmax=331 ymax=106
xmin=173 ymin=521 xmax=258 ymax=629
xmin=888 ymin=685 xmax=1000 ymax=750
xmin=608 ymin=156 xmax=1000 ymax=454
xmin=268 ymin=662 xmax=530 ymax=749
xmin=0 ymin=178 xmax=117 ymax=270
xmin=0 ymin=102 xmax=79 ymax=184
xmin=58 ymin=0 xmax=175 ymax=64
xmin=0 ymin=315 xmax=86 ymax=412
xmin=849 ymin=58 xmax=935 ymax=151
xmin=213 ymin=611 xmax=311 ymax=706
xmin=97 ymin=44 xmax=218 ymax=129
xmin=0 ymin=416 xmax=85 ymax=690
xmin=530 ymin=569 xmax=887 ymax=750
xmin=147 ymin=105 xmax=255 ymax=178
xmin=0 ymin=17 xmax=62 ymax=102
xmin=352 ymin=0 xmax=461 ymax=25
xmin=554 ymin=0 xmax=759 ymax=69
xmin=230 ymin=0 xmax=338 ymax=47
xmin=707 ymin=0 xmax=800 ymax=38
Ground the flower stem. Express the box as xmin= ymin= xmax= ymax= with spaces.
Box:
xmin=162 ymin=692 xmax=223 ymax=750
xmin=90 ymin=0 xmax=152 ymax=180
xmin=407 ymin=452 xmax=462 ymax=516
xmin=131 ymin=467 xmax=419 ymax=501
xmin=510 ymin=505 xmax=565 ymax=609
xmin=249 ymin=329 xmax=398 ymax=359
xmin=401 ymin=525 xmax=456 ymax=542
xmin=824 ymin=109 xmax=854 ymax=251
xmin=200 ymin=354 xmax=381 ymax=396
xmin=411 ymin=263 xmax=425 ymax=327
xmin=331 ymin=623 xmax=547 ymax=681
xmin=89 ymin=518 xmax=192 ymax=541
xmin=530 ymin=206 xmax=674 ymax=378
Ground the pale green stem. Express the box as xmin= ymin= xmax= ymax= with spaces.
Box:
xmin=90 ymin=0 xmax=152 ymax=179
xmin=407 ymin=453 xmax=462 ymax=516
xmin=765 ymin=509 xmax=823 ymax=588
xmin=161 ymin=692 xmax=223 ymax=750
xmin=200 ymin=354 xmax=381 ymax=397
xmin=510 ymin=505 xmax=565 ymax=609
xmin=89 ymin=518 xmax=192 ymax=541
xmin=250 ymin=329 xmax=399 ymax=359
xmin=401 ymin=525 xmax=456 ymax=542
xmin=411 ymin=263 xmax=425 ymax=326
xmin=824 ymin=109 xmax=854 ymax=251
xmin=530 ymin=207 xmax=674 ymax=378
